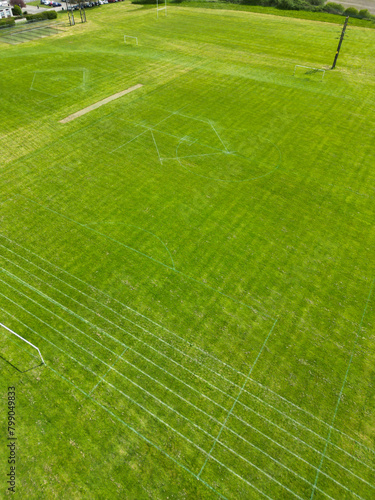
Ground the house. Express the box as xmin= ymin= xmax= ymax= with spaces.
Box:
xmin=0 ymin=1 xmax=12 ymax=19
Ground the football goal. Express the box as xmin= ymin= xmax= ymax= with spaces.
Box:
xmin=293 ymin=65 xmax=325 ymax=81
xmin=156 ymin=0 xmax=167 ymax=18
xmin=124 ymin=35 xmax=138 ymax=45
xmin=0 ymin=322 xmax=45 ymax=366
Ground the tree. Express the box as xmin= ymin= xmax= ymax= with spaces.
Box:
xmin=324 ymin=1 xmax=344 ymax=13
xmin=358 ymin=9 xmax=371 ymax=18
xmin=344 ymin=6 xmax=359 ymax=16
xmin=12 ymin=4 xmax=22 ymax=15
xmin=10 ymin=0 xmax=26 ymax=8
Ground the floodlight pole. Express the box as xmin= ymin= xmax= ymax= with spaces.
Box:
xmin=78 ymin=0 xmax=87 ymax=23
xmin=332 ymin=16 xmax=349 ymax=70
xmin=66 ymin=0 xmax=75 ymax=25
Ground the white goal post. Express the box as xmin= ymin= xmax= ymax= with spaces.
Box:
xmin=0 ymin=322 xmax=45 ymax=365
xmin=156 ymin=0 xmax=167 ymax=18
xmin=293 ymin=65 xmax=325 ymax=81
xmin=124 ymin=35 xmax=138 ymax=45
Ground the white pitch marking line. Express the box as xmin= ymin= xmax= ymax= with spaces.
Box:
xmin=2 ymin=265 xmax=237 ymax=387
xmin=151 ymin=131 xmax=163 ymax=164
xmin=89 ymin=345 xmax=129 ymax=395
xmin=198 ymin=320 xmax=276 ymax=478
xmin=163 ymin=152 xmax=223 ymax=161
xmin=310 ymin=278 xmax=375 ymax=500
xmin=110 ymin=129 xmax=148 ymax=154
xmin=111 ymin=109 xmax=184 ymax=154
xmin=174 ymin=111 xmax=210 ymax=125
xmin=29 ymin=72 xmax=37 ymax=92
xmin=209 ymin=120 xmax=229 ymax=152
xmin=138 ymin=125 xmax=223 ymax=154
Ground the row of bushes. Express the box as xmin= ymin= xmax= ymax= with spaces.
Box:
xmin=0 ymin=9 xmax=57 ymax=27
xmin=25 ymin=10 xmax=57 ymax=20
xmin=133 ymin=0 xmax=374 ymax=18
xmin=324 ymin=2 xmax=372 ymax=17
xmin=0 ymin=17 xmax=15 ymax=27
xmin=226 ymin=0 xmax=373 ymax=16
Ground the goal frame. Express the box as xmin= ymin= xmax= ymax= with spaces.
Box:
xmin=0 ymin=322 xmax=45 ymax=365
xmin=293 ymin=65 xmax=325 ymax=81
xmin=156 ymin=0 xmax=167 ymax=18
xmin=124 ymin=35 xmax=138 ymax=45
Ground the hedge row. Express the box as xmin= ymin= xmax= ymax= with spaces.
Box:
xmin=132 ymin=0 xmax=374 ymax=18
xmin=325 ymin=2 xmax=372 ymax=17
xmin=0 ymin=18 xmax=15 ymax=27
xmin=25 ymin=11 xmax=57 ymax=21
xmin=224 ymin=0 xmax=373 ymax=16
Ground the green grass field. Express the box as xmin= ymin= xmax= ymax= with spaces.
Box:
xmin=1 ymin=3 xmax=375 ymax=498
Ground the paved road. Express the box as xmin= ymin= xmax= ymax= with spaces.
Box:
xmin=337 ymin=0 xmax=375 ymax=13
xmin=24 ymin=0 xmax=65 ymax=13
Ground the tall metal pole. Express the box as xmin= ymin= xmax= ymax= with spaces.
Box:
xmin=332 ymin=16 xmax=349 ymax=69
xmin=66 ymin=0 xmax=75 ymax=26
xmin=78 ymin=0 xmax=86 ymax=23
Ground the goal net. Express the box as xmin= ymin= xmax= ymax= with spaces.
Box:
xmin=156 ymin=0 xmax=167 ymax=18
xmin=293 ymin=65 xmax=325 ymax=81
xmin=124 ymin=35 xmax=138 ymax=45
xmin=0 ymin=322 xmax=45 ymax=372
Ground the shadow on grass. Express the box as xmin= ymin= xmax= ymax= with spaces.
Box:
xmin=0 ymin=354 xmax=44 ymax=373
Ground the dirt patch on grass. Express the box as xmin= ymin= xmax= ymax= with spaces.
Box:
xmin=59 ymin=84 xmax=143 ymax=124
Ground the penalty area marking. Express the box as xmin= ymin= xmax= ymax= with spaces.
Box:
xmin=59 ymin=84 xmax=143 ymax=124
